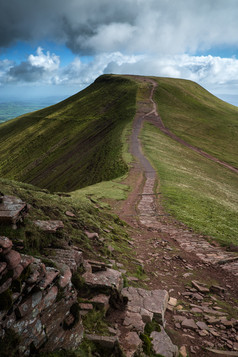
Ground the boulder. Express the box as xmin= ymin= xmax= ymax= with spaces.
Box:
xmin=150 ymin=328 xmax=179 ymax=357
xmin=122 ymin=287 xmax=169 ymax=326
xmin=5 ymin=250 xmax=21 ymax=269
xmin=83 ymin=268 xmax=123 ymax=293
xmin=123 ymin=331 xmax=143 ymax=357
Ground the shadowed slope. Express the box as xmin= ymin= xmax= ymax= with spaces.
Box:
xmin=0 ymin=75 xmax=137 ymax=192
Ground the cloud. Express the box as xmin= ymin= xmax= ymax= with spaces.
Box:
xmin=4 ymin=47 xmax=60 ymax=83
xmin=0 ymin=0 xmax=238 ymax=56
xmin=2 ymin=47 xmax=238 ymax=97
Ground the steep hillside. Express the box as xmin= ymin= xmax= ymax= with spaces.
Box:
xmin=153 ymin=77 xmax=238 ymax=167
xmin=0 ymin=75 xmax=137 ymax=192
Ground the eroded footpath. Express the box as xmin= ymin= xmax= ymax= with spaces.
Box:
xmin=117 ymin=77 xmax=238 ymax=356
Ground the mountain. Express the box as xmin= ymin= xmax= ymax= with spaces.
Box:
xmin=0 ymin=75 xmax=238 ymax=356
xmin=0 ymin=75 xmax=137 ymax=192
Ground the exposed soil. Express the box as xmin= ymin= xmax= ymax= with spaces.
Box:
xmin=115 ymin=77 xmax=238 ymax=356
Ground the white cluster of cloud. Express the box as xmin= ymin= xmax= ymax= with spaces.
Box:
xmin=1 ymin=48 xmax=238 ymax=96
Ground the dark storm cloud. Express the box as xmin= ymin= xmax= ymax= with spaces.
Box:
xmin=1 ymin=0 xmax=238 ymax=55
xmin=8 ymin=62 xmax=45 ymax=82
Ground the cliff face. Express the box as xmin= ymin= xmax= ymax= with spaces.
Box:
xmin=0 ymin=236 xmax=84 ymax=355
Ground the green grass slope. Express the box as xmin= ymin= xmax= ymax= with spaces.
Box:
xmin=153 ymin=77 xmax=238 ymax=167
xmin=0 ymin=75 xmax=137 ymax=192
xmin=141 ymin=123 xmax=238 ymax=246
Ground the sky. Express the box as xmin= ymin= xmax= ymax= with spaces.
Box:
xmin=0 ymin=0 xmax=238 ymax=105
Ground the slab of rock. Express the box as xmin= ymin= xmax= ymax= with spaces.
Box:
xmin=0 ymin=196 xmax=27 ymax=228
xmin=27 ymin=260 xmax=46 ymax=284
xmin=181 ymin=318 xmax=197 ymax=330
xmin=56 ymin=263 xmax=72 ymax=288
xmin=192 ymin=280 xmax=210 ymax=294
xmin=47 ymin=249 xmax=83 ymax=273
xmin=210 ymin=285 xmax=225 ymax=295
xmin=123 ymin=331 xmax=143 ymax=357
xmin=150 ymin=328 xmax=179 ymax=357
xmin=83 ymin=268 xmax=123 ymax=292
xmin=34 ymin=220 xmax=64 ymax=233
xmin=123 ymin=310 xmax=145 ymax=333
xmin=206 ymin=348 xmax=238 ymax=356
xmin=90 ymin=294 xmax=110 ymax=311
xmin=122 ymin=287 xmax=168 ymax=326
xmin=85 ymin=334 xmax=118 ymax=349
xmin=196 ymin=321 xmax=209 ymax=330
xmin=38 ymin=267 xmax=59 ymax=289
xmin=87 ymin=260 xmax=108 ymax=272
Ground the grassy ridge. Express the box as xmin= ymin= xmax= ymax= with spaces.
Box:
xmin=153 ymin=77 xmax=238 ymax=167
xmin=0 ymin=75 xmax=137 ymax=192
xmin=141 ymin=123 xmax=238 ymax=245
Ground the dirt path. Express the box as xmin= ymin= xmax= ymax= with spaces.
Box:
xmin=116 ymin=77 xmax=238 ymax=356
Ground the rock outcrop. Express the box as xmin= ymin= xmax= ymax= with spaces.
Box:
xmin=0 ymin=236 xmax=83 ymax=355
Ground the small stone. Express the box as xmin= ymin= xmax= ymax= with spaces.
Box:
xmin=191 ymin=307 xmax=203 ymax=313
xmin=192 ymin=280 xmax=209 ymax=294
xmin=175 ymin=323 xmax=181 ymax=329
xmin=179 ymin=345 xmax=187 ymax=357
xmin=168 ymin=297 xmax=177 ymax=307
xmin=210 ymin=285 xmax=225 ymax=295
xmin=192 ymin=293 xmax=204 ymax=301
xmin=199 ymin=330 xmax=209 ymax=336
xmin=190 ymin=346 xmax=197 ymax=354
xmin=84 ymin=231 xmax=99 ymax=239
xmin=181 ymin=319 xmax=197 ymax=330
xmin=0 ymin=236 xmax=13 ymax=252
xmin=65 ymin=211 xmax=75 ymax=217
xmin=79 ymin=303 xmax=93 ymax=311
xmin=34 ymin=220 xmax=64 ymax=233
xmin=196 ymin=321 xmax=209 ymax=330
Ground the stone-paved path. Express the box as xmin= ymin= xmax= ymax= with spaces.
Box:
xmin=133 ymin=78 xmax=238 ymax=277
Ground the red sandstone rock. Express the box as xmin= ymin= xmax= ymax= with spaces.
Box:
xmin=65 ymin=211 xmax=75 ymax=217
xmin=38 ymin=267 xmax=59 ymax=289
xmin=90 ymin=294 xmax=110 ymax=311
xmin=0 ymin=261 xmax=7 ymax=274
xmin=0 ymin=278 xmax=12 ymax=294
xmin=5 ymin=250 xmax=21 ymax=269
xmin=47 ymin=249 xmax=83 ymax=273
xmin=27 ymin=261 xmax=46 ymax=284
xmin=33 ymin=220 xmax=64 ymax=233
xmin=56 ymin=263 xmax=72 ymax=288
xmin=83 ymin=268 xmax=123 ymax=292
xmin=0 ymin=236 xmax=13 ymax=253
xmin=20 ymin=255 xmax=34 ymax=269
xmin=13 ymin=264 xmax=24 ymax=279
xmin=84 ymin=231 xmax=99 ymax=239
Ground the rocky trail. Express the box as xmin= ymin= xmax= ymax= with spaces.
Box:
xmin=116 ymin=78 xmax=238 ymax=356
